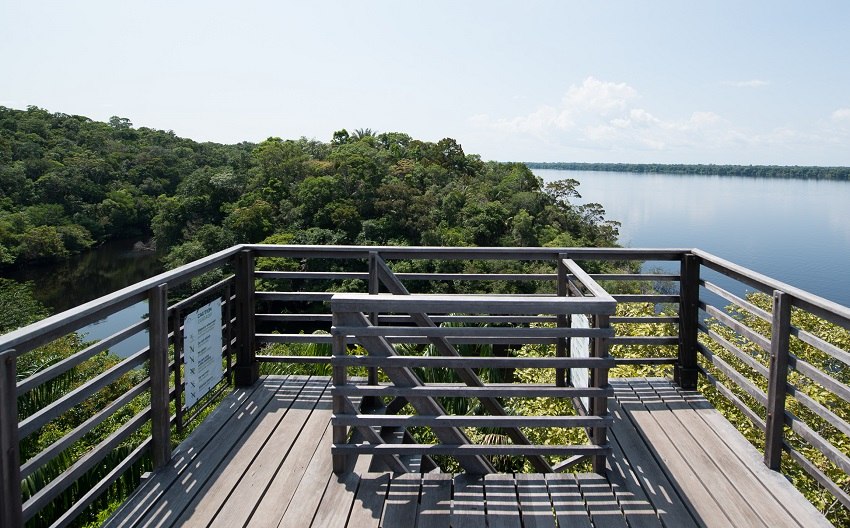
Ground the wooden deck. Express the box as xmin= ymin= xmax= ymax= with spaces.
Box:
xmin=104 ymin=376 xmax=829 ymax=528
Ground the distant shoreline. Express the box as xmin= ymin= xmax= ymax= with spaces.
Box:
xmin=525 ymin=162 xmax=850 ymax=181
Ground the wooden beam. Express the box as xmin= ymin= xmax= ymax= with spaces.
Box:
xmin=0 ymin=348 xmax=22 ymax=528
xmin=149 ymin=284 xmax=171 ymax=470
xmin=765 ymin=290 xmax=792 ymax=469
xmin=234 ymin=249 xmax=259 ymax=386
xmin=675 ymin=253 xmax=700 ymax=389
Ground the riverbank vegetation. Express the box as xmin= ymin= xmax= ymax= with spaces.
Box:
xmin=0 ymin=106 xmax=620 ymax=271
xmin=526 ymin=162 xmax=850 ymax=180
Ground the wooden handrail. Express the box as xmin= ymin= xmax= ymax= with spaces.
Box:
xmin=3 ymin=243 xmax=850 ymax=525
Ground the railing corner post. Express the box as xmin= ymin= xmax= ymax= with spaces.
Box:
xmin=675 ymin=253 xmax=700 ymax=389
xmin=591 ymin=314 xmax=611 ymax=474
xmin=555 ymin=253 xmax=569 ymax=387
xmin=235 ymin=249 xmax=259 ymax=387
xmin=365 ymin=251 xmax=379 ymax=396
xmin=149 ymin=284 xmax=172 ymax=470
xmin=331 ymin=312 xmax=349 ymax=475
xmin=765 ymin=290 xmax=791 ymax=470
xmin=0 ymin=348 xmax=22 ymax=528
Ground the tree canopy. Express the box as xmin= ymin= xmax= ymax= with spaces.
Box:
xmin=0 ymin=106 xmax=621 ymax=270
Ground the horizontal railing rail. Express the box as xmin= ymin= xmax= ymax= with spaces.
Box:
xmin=692 ymin=251 xmax=850 ymax=515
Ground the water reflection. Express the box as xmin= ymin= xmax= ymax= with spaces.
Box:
xmin=535 ymin=169 xmax=850 ymax=306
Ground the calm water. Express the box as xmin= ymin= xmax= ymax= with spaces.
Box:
xmin=534 ymin=169 xmax=850 ymax=307
xmin=4 ymin=239 xmax=164 ymax=355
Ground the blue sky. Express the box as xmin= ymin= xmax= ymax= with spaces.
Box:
xmin=2 ymin=1 xmax=849 ymax=165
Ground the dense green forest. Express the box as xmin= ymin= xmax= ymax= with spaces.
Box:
xmin=526 ymin=161 xmax=850 ymax=180
xmin=0 ymin=106 xmax=619 ymax=271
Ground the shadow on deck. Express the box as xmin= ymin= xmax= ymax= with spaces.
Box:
xmin=105 ymin=375 xmax=828 ymax=528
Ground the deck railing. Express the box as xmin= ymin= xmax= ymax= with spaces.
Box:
xmin=0 ymin=244 xmax=848 ymax=526
xmin=329 ymin=292 xmax=615 ymax=475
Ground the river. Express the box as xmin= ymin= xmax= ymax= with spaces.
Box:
xmin=4 ymin=239 xmax=165 ymax=356
xmin=533 ymin=169 xmax=850 ymax=307
xmin=3 ymin=170 xmax=849 ymax=354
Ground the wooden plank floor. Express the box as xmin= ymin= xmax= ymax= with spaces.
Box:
xmin=105 ymin=376 xmax=830 ymax=528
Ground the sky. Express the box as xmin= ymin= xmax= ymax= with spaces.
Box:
xmin=2 ymin=0 xmax=849 ymax=165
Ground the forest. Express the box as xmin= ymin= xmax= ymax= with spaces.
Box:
xmin=0 ymin=106 xmax=619 ymax=271
xmin=526 ymin=161 xmax=850 ymax=180
xmin=3 ymin=106 xmax=850 ymax=527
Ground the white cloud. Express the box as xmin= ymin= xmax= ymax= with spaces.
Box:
xmin=723 ymin=80 xmax=770 ymax=88
xmin=469 ymin=76 xmax=850 ymax=163
xmin=831 ymin=108 xmax=850 ymax=122
xmin=471 ymin=77 xmax=734 ymax=153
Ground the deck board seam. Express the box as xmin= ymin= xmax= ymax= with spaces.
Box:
xmin=617 ymin=378 xmax=736 ymax=527
xmin=103 ymin=377 xmax=287 ymax=528
xmin=628 ymin=378 xmax=770 ymax=528
xmin=662 ymin=381 xmax=826 ymax=528
xmin=253 ymin=379 xmax=335 ymax=527
xmin=609 ymin=380 xmax=703 ymax=528
xmin=202 ymin=376 xmax=327 ymax=527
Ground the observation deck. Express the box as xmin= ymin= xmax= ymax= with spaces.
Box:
xmin=1 ymin=245 xmax=848 ymax=527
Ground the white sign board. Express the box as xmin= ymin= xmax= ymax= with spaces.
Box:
xmin=569 ymin=314 xmax=591 ymax=412
xmin=184 ymin=298 xmax=223 ymax=409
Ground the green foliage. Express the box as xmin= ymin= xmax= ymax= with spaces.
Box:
xmin=699 ymin=292 xmax=850 ymax=525
xmin=0 ymin=278 xmax=48 ymax=332
xmin=0 ymin=105 xmax=625 ymax=276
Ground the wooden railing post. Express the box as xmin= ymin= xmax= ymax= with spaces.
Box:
xmin=148 ymin=284 xmax=172 ymax=470
xmin=0 ymin=348 xmax=22 ymax=528
xmin=331 ymin=312 xmax=349 ymax=474
xmin=366 ymin=251 xmax=379 ymax=388
xmin=592 ymin=314 xmax=610 ymax=474
xmin=556 ymin=253 xmax=568 ymax=387
xmin=675 ymin=253 xmax=700 ymax=389
xmin=765 ymin=290 xmax=791 ymax=470
xmin=234 ymin=249 xmax=258 ymax=387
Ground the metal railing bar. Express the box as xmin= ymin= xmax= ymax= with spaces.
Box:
xmin=332 ymin=444 xmax=611 ymax=456
xmin=18 ymin=348 xmax=148 ymax=439
xmin=168 ymin=275 xmax=234 ymax=313
xmin=330 ymin=326 xmax=614 ymax=338
xmin=331 ymin=355 xmax=615 ymax=368
xmin=21 ymin=407 xmax=151 ymax=521
xmin=698 ymin=367 xmax=767 ymax=431
xmin=784 ymin=444 xmax=850 ymax=511
xmin=20 ymin=378 xmax=150 ymax=479
xmin=695 ymin=249 xmax=850 ymax=329
xmin=49 ymin=437 xmax=151 ymax=528
xmin=332 ymin=384 xmax=613 ymax=398
xmin=700 ymin=303 xmax=771 ymax=351
xmin=16 ymin=319 xmax=148 ymax=396
xmin=332 ymin=414 xmax=612 ymax=428
xmin=0 ymin=245 xmax=243 ymax=353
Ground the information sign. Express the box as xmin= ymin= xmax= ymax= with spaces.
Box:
xmin=184 ymin=298 xmax=223 ymax=409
